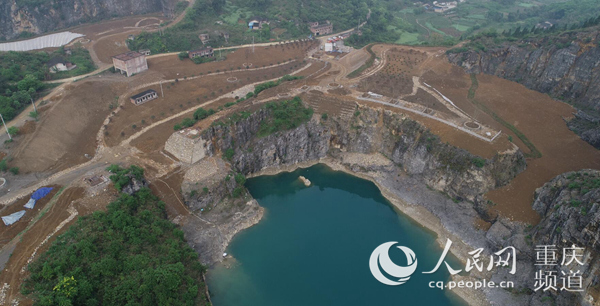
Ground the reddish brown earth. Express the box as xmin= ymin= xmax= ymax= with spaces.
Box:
xmin=105 ymin=61 xmax=301 ymax=147
xmin=147 ymin=42 xmax=318 ymax=80
xmin=475 ymin=74 xmax=600 ymax=223
xmin=11 ymin=79 xmax=123 ymax=173
xmin=0 ymin=186 xmax=61 ymax=248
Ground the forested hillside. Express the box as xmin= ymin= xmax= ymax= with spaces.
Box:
xmin=21 ymin=166 xmax=210 ymax=306
xmin=0 ymin=47 xmax=95 ymax=121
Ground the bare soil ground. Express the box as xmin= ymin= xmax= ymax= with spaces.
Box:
xmin=355 ymin=45 xmax=600 ymax=223
xmin=0 ymin=187 xmax=82 ymax=305
xmin=149 ymin=168 xmax=189 ymax=220
xmin=130 ymin=98 xmax=236 ymax=155
xmin=0 ymin=186 xmax=61 ymax=248
xmin=65 ymin=15 xmax=165 ymax=66
xmin=147 ymin=43 xmax=318 ymax=80
xmin=72 ymin=15 xmax=163 ymax=40
xmin=93 ymin=32 xmax=136 ymax=64
xmin=105 ymin=62 xmax=298 ymax=147
xmin=301 ymin=92 xmax=357 ymax=118
xmin=11 ymin=79 xmax=123 ymax=173
xmin=474 ymin=74 xmax=600 ymax=223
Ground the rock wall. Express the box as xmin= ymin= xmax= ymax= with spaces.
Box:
xmin=447 ymin=40 xmax=600 ymax=112
xmin=178 ymin=157 xmax=264 ymax=265
xmin=483 ymin=170 xmax=600 ymax=305
xmin=0 ymin=0 xmax=172 ymax=40
xmin=187 ymin=105 xmax=526 ymax=207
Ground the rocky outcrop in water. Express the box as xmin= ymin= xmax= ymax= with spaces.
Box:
xmin=0 ymin=0 xmax=174 ymax=40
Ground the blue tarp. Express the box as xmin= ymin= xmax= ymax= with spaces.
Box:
xmin=31 ymin=187 xmax=53 ymax=200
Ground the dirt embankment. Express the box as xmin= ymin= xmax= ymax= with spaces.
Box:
xmin=11 ymin=79 xmax=123 ymax=173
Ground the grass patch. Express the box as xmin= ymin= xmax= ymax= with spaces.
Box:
xmin=396 ymin=32 xmax=421 ymax=44
xmin=452 ymin=24 xmax=471 ymax=32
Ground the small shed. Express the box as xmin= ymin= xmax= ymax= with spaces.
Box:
xmin=130 ymin=89 xmax=158 ymax=105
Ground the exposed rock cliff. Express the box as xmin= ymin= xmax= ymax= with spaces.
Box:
xmin=170 ymin=104 xmax=526 ymax=215
xmin=0 ymin=0 xmax=172 ymax=40
xmin=178 ymin=157 xmax=263 ymax=266
xmin=482 ymin=170 xmax=600 ymax=305
xmin=447 ymin=33 xmax=600 ymax=112
xmin=447 ymin=30 xmax=600 ymax=149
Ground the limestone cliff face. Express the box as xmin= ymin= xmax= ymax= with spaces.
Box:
xmin=195 ymin=105 xmax=526 ymax=205
xmin=177 ymin=157 xmax=264 ymax=266
xmin=482 ymin=170 xmax=600 ymax=305
xmin=0 ymin=0 xmax=172 ymax=40
xmin=447 ymin=40 xmax=600 ymax=112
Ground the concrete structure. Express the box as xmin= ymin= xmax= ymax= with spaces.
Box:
xmin=324 ymin=43 xmax=334 ymax=52
xmin=130 ymin=89 xmax=158 ymax=105
xmin=47 ymin=57 xmax=77 ymax=73
xmin=189 ymin=47 xmax=214 ymax=59
xmin=248 ymin=17 xmax=269 ymax=30
xmin=199 ymin=34 xmax=210 ymax=44
xmin=165 ymin=129 xmax=208 ymax=164
xmin=112 ymin=51 xmax=148 ymax=77
xmin=138 ymin=49 xmax=151 ymax=56
xmin=309 ymin=21 xmax=333 ymax=36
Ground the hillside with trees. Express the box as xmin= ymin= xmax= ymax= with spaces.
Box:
xmin=0 ymin=47 xmax=95 ymax=121
xmin=21 ymin=165 xmax=210 ymax=306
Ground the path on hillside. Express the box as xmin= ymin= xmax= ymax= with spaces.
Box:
xmin=415 ymin=19 xmax=431 ymax=37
